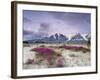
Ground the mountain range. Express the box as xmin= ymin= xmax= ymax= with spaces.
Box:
xmin=23 ymin=33 xmax=90 ymax=44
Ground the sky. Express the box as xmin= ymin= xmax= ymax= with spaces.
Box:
xmin=23 ymin=10 xmax=91 ymax=41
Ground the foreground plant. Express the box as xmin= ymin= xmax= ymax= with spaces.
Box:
xmin=30 ymin=47 xmax=65 ymax=67
xmin=30 ymin=47 xmax=57 ymax=56
xmin=25 ymin=59 xmax=34 ymax=64
xmin=59 ymin=45 xmax=90 ymax=52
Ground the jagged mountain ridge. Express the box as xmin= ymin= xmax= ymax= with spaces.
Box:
xmin=23 ymin=33 xmax=90 ymax=43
